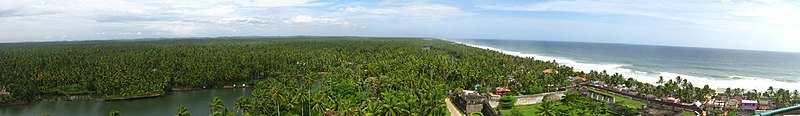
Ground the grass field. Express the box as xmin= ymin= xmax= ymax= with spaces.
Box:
xmin=498 ymin=88 xmax=648 ymax=116
xmin=499 ymin=104 xmax=541 ymax=116
xmin=586 ymin=87 xmax=647 ymax=108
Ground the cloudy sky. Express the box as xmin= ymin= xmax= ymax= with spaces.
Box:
xmin=1 ymin=0 xmax=798 ymax=52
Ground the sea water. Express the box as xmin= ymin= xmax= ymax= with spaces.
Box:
xmin=450 ymin=39 xmax=800 ymax=91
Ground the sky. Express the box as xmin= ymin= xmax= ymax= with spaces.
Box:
xmin=1 ymin=0 xmax=799 ymax=52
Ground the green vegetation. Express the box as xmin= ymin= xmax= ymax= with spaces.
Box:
xmin=585 ymin=87 xmax=646 ymax=108
xmin=735 ymin=86 xmax=798 ymax=108
xmin=1 ymin=37 xmax=575 ymax=115
xmin=499 ymin=96 xmax=517 ymax=109
xmin=586 ymin=70 xmax=798 ymax=111
xmin=44 ymin=84 xmax=94 ymax=95
xmin=501 ymin=104 xmax=540 ymax=115
xmin=175 ymin=106 xmax=190 ymax=116
xmin=500 ymin=92 xmax=631 ymax=116
xmin=582 ymin=70 xmax=716 ymax=105
xmin=109 ymin=110 xmax=120 ymax=116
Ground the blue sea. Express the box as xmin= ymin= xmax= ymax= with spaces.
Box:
xmin=450 ymin=39 xmax=800 ymax=91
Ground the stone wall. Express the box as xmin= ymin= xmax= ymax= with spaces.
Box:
xmin=488 ymin=91 xmax=568 ymax=108
xmin=585 ymin=90 xmax=615 ymax=104
xmin=466 ymin=104 xmax=483 ymax=114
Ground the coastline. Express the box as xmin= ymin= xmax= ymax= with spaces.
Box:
xmin=444 ymin=39 xmax=800 ymax=91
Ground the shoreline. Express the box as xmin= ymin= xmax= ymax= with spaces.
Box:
xmin=444 ymin=39 xmax=800 ymax=91
xmin=97 ymin=94 xmax=163 ymax=101
xmin=0 ymin=87 xmax=254 ymax=107
xmin=0 ymin=101 xmax=28 ymax=107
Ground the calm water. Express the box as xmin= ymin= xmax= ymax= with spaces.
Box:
xmin=0 ymin=88 xmax=251 ymax=116
xmin=453 ymin=39 xmax=800 ymax=90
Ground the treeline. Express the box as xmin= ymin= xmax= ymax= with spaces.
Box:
xmin=1 ymin=37 xmax=573 ymax=114
xmin=582 ymin=70 xmax=716 ymax=104
xmin=582 ymin=70 xmax=800 ymax=109
xmin=724 ymin=86 xmax=799 ymax=108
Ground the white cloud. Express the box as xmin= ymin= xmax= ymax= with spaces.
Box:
xmin=0 ymin=0 xmax=357 ymax=41
xmin=233 ymin=0 xmax=324 ymax=7
xmin=283 ymin=15 xmax=351 ymax=26
xmin=335 ymin=1 xmax=474 ymax=22
xmin=728 ymin=2 xmax=800 ymax=25
xmin=194 ymin=5 xmax=236 ymax=16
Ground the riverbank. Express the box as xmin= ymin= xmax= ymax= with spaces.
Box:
xmin=0 ymin=101 xmax=27 ymax=107
xmin=172 ymin=84 xmax=251 ymax=91
xmin=0 ymin=85 xmax=255 ymax=107
xmin=0 ymin=88 xmax=253 ymax=116
xmin=98 ymin=94 xmax=163 ymax=101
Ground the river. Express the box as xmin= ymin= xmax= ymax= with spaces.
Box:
xmin=0 ymin=88 xmax=252 ymax=116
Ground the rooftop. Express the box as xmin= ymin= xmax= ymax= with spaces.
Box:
xmin=742 ymin=100 xmax=758 ymax=104
xmin=542 ymin=69 xmax=554 ymax=73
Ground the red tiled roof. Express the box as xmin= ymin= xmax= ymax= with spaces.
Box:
xmin=543 ymin=69 xmax=554 ymax=73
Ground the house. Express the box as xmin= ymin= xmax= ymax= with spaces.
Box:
xmin=705 ymin=96 xmax=727 ymax=110
xmin=705 ymin=101 xmax=720 ymax=110
xmin=725 ymin=99 xmax=740 ymax=110
xmin=0 ymin=87 xmax=9 ymax=97
xmin=573 ymin=76 xmax=586 ymax=82
xmin=741 ymin=100 xmax=758 ymax=110
xmin=664 ymin=97 xmax=681 ymax=103
xmin=733 ymin=96 xmax=743 ymax=102
xmin=223 ymin=85 xmax=235 ymax=88
xmin=693 ymin=101 xmax=704 ymax=107
xmin=542 ymin=69 xmax=554 ymax=73
xmin=453 ymin=90 xmax=489 ymax=115
xmin=494 ymin=87 xmax=511 ymax=95
xmin=758 ymin=97 xmax=774 ymax=110
xmin=591 ymin=81 xmax=607 ymax=87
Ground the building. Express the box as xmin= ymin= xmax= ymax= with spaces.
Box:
xmin=494 ymin=87 xmax=511 ymax=95
xmin=724 ymin=99 xmax=740 ymax=110
xmin=542 ymin=69 xmax=554 ymax=73
xmin=705 ymin=95 xmax=728 ymax=110
xmin=664 ymin=97 xmax=681 ymax=103
xmin=452 ymin=90 xmax=497 ymax=116
xmin=741 ymin=100 xmax=758 ymax=110
xmin=0 ymin=86 xmax=9 ymax=97
xmin=572 ymin=76 xmax=586 ymax=82
xmin=758 ymin=97 xmax=774 ymax=110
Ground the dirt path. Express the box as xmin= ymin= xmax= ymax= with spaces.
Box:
xmin=445 ymin=98 xmax=464 ymax=116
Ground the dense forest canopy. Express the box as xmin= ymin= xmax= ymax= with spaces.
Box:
xmin=0 ymin=37 xmax=577 ymax=115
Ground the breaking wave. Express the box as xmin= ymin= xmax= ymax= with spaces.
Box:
xmin=448 ymin=39 xmax=800 ymax=91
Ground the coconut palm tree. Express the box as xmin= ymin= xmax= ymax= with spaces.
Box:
xmin=768 ymin=86 xmax=775 ymax=96
xmin=209 ymin=97 xmax=224 ymax=114
xmin=536 ymin=101 xmax=561 ymax=116
xmin=175 ymin=106 xmax=190 ymax=116
xmin=234 ymin=97 xmax=249 ymax=114
xmin=109 ymin=110 xmax=120 ymax=116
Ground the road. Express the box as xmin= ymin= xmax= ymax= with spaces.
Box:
xmin=445 ymin=98 xmax=464 ymax=116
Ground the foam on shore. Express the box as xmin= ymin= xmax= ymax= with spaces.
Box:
xmin=447 ymin=39 xmax=800 ymax=91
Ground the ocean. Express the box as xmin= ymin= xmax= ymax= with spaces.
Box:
xmin=450 ymin=39 xmax=800 ymax=91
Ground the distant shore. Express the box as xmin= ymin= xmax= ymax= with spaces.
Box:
xmin=444 ymin=39 xmax=799 ymax=91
